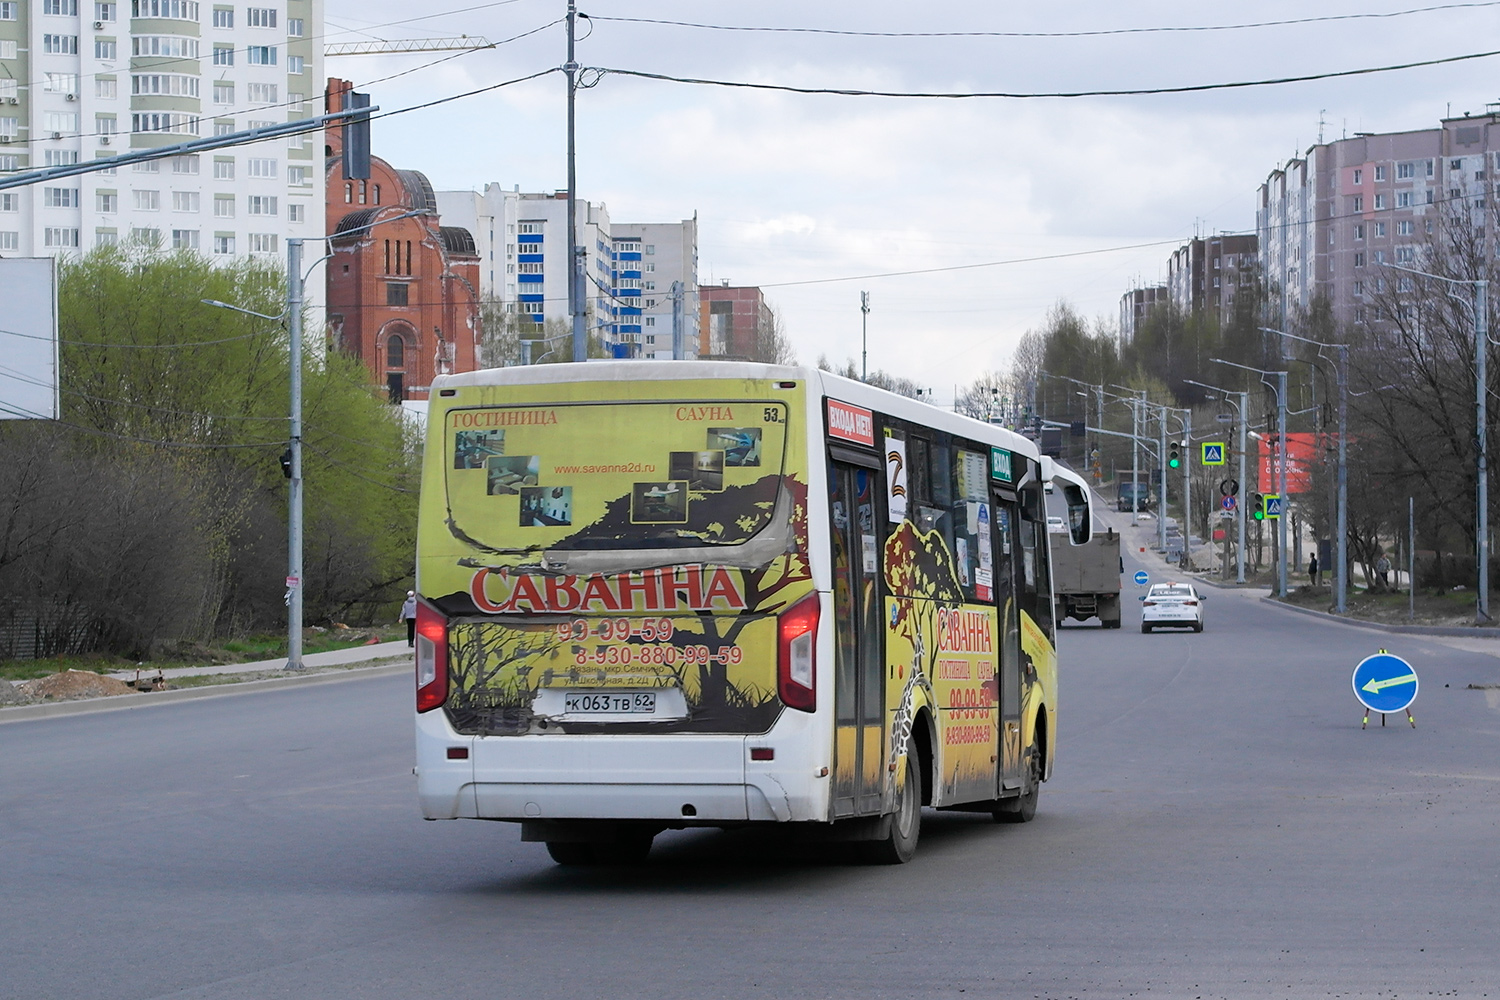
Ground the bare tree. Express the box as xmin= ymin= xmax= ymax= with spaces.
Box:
xmin=955 ymin=370 xmax=1010 ymax=421
xmin=751 ymin=302 xmax=798 ymax=365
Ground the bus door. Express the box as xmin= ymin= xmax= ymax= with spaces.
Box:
xmin=992 ymin=491 xmax=1024 ymax=790
xmin=828 ymin=455 xmax=885 ymax=817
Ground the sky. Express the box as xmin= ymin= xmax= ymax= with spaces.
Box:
xmin=323 ymin=0 xmax=1500 ymax=402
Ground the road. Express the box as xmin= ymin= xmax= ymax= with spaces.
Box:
xmin=4 ymin=540 xmax=1500 ymax=998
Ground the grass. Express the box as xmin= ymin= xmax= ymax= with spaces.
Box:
xmin=1276 ymin=580 xmax=1496 ymax=627
xmin=1 ymin=624 xmax=405 ymax=683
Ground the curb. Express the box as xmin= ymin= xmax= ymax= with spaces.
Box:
xmin=0 ymin=661 xmax=410 ymax=725
xmin=1257 ymin=595 xmax=1500 ymax=638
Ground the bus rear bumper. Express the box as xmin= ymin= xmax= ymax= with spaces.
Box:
xmin=417 ymin=723 xmax=826 ymax=824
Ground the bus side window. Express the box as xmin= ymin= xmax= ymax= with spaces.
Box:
xmin=908 ymin=436 xmax=931 ymax=507
xmin=913 ymin=437 xmax=953 ymax=559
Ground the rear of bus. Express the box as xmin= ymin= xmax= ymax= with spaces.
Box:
xmin=413 ymin=363 xmax=822 ymax=854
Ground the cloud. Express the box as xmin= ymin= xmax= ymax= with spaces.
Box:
xmin=343 ymin=0 xmax=1500 ymax=400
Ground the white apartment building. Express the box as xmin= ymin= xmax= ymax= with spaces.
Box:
xmin=608 ymin=218 xmax=699 ymax=360
xmin=437 ymin=183 xmax=699 ymax=360
xmin=0 ymin=0 xmax=322 ymax=265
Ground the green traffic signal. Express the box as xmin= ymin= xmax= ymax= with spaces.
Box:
xmin=1251 ymin=492 xmax=1266 ymax=520
xmin=1168 ymin=441 xmax=1182 ymax=469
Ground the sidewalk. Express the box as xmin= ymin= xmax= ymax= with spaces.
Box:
xmin=2 ymin=641 xmax=413 ymax=725
xmin=104 ymin=639 xmax=412 ymax=682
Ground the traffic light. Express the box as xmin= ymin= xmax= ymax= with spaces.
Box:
xmin=1251 ymin=492 xmax=1266 ymax=521
xmin=279 ymin=447 xmax=293 ymax=479
xmin=1168 ymin=441 xmax=1182 ymax=469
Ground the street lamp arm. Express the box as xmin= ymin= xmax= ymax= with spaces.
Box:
xmin=201 ymin=299 xmax=285 ymax=323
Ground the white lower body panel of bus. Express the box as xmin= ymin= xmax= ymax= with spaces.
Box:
xmin=416 ymin=705 xmax=827 ymax=825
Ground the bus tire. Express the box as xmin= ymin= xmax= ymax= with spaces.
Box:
xmin=545 ymin=841 xmax=595 ymax=866
xmin=995 ymin=736 xmax=1041 ymax=824
xmin=865 ymin=754 xmax=922 ymax=864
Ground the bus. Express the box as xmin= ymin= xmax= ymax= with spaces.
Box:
xmin=412 ymin=362 xmax=1092 ymax=864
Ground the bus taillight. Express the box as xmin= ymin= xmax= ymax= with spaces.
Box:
xmin=415 ymin=600 xmax=449 ymax=713
xmin=777 ymin=593 xmax=820 ymax=713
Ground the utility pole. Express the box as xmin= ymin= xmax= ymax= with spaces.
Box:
xmin=1158 ymin=405 xmax=1168 ymax=554
xmin=285 ymin=238 xmax=305 ymax=671
xmin=1265 ymin=327 xmax=1350 ymax=613
xmin=1114 ymin=384 xmax=1147 ymax=525
xmin=1183 ymin=408 xmax=1192 ymax=570
xmin=1237 ymin=391 xmax=1247 ymax=584
xmin=1214 ymin=357 xmax=1288 ymax=596
xmin=1276 ymin=370 xmax=1289 ymax=599
xmin=565 ymin=1 xmax=586 ymax=363
xmin=1478 ymin=279 xmax=1490 ymax=622
xmin=670 ymin=280 xmax=684 ymax=360
xmin=860 ymin=291 xmax=870 ymax=381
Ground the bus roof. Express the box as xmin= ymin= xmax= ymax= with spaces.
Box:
xmin=431 ymin=361 xmax=1042 ymax=466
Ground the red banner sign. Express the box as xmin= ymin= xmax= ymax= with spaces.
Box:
xmin=1258 ymin=433 xmax=1318 ymax=494
xmin=826 ymin=399 xmax=875 ymax=446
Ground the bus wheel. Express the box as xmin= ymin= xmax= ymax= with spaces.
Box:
xmin=865 ymin=755 xmax=922 ymax=864
xmin=545 ymin=841 xmax=595 ymax=866
xmin=995 ymin=739 xmax=1041 ymax=824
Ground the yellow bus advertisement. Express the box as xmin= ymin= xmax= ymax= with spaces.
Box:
xmin=417 ymin=379 xmax=813 ymax=736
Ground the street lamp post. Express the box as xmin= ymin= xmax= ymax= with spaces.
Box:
xmin=1112 ymin=384 xmax=1148 ymax=526
xmin=1185 ymin=379 xmax=1249 ymax=584
xmin=1263 ymin=327 xmax=1349 ymax=614
xmin=1390 ymin=263 xmax=1490 ymax=623
xmin=1214 ymin=358 xmax=1289 ymax=597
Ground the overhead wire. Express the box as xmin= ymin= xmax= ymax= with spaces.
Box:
xmin=590 ymin=3 xmax=1500 ymax=39
xmin=6 ymin=17 xmax=560 ymax=148
xmin=596 ymin=46 xmax=1500 ymax=100
xmin=0 ymin=326 xmax=279 ymax=348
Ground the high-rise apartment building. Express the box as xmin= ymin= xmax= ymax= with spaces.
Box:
xmin=436 ymin=183 xmax=699 ymax=359
xmin=605 ymin=218 xmax=699 ymax=359
xmin=1118 ymin=284 xmax=1168 ymax=345
xmin=1256 ymin=115 xmax=1496 ymax=331
xmin=0 ymin=0 xmax=323 ymax=261
xmin=1166 ymin=233 xmax=1258 ymax=327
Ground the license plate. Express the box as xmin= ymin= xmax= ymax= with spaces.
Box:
xmin=563 ymin=691 xmax=657 ymax=714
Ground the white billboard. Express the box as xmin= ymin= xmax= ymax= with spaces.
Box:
xmin=0 ymin=257 xmax=60 ymax=420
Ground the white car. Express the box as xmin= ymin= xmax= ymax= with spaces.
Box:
xmin=1046 ymin=515 xmax=1069 ymax=535
xmin=1140 ymin=582 xmax=1206 ymax=633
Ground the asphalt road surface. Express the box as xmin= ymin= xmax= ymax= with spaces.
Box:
xmin=5 ymin=546 xmax=1500 ymax=998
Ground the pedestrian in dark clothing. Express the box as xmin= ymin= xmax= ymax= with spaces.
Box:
xmin=400 ymin=591 xmax=417 ymax=646
xmin=1375 ymin=554 xmax=1392 ymax=591
xmin=1309 ymin=554 xmax=1320 ymax=588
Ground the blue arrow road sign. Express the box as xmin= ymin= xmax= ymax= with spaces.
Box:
xmin=1265 ymin=494 xmax=1283 ymax=518
xmin=1133 ymin=570 xmax=1150 ymax=586
xmin=1352 ymin=652 xmax=1419 ymax=714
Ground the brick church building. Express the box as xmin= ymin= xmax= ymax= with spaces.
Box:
xmin=324 ymin=80 xmax=482 ymax=403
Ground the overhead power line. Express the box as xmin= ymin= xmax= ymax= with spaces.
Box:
xmin=597 ymin=46 xmax=1500 ymax=99
xmin=757 ymin=239 xmax=1189 ymax=288
xmin=591 ymin=3 xmax=1500 ymax=39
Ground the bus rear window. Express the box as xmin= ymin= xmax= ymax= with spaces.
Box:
xmin=443 ymin=400 xmax=789 ymax=552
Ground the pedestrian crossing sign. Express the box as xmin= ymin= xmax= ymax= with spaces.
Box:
xmin=1201 ymin=442 xmax=1226 ymax=466
xmin=1265 ymin=494 xmax=1282 ymax=518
